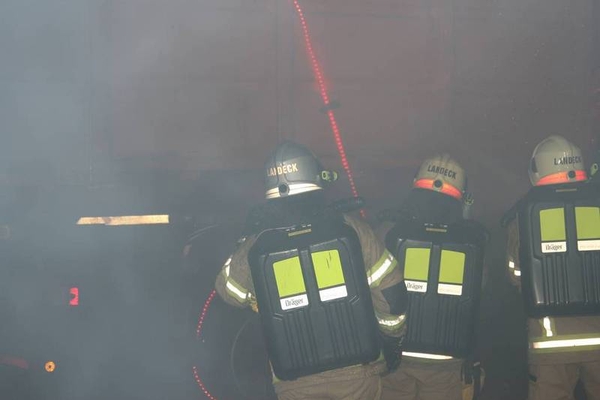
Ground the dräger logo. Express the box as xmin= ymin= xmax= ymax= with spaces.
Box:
xmin=545 ymin=243 xmax=564 ymax=251
xmin=280 ymin=294 xmax=309 ymax=310
xmin=406 ymin=282 xmax=425 ymax=291
xmin=285 ymin=297 xmax=306 ymax=307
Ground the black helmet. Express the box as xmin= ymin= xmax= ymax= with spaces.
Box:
xmin=264 ymin=141 xmax=337 ymax=199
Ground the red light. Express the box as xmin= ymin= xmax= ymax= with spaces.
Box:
xmin=193 ymin=365 xmax=217 ymax=400
xmin=192 ymin=290 xmax=218 ymax=399
xmin=69 ymin=287 xmax=79 ymax=306
xmin=292 ymin=1 xmax=364 ymax=217
xmin=0 ymin=356 xmax=29 ymax=370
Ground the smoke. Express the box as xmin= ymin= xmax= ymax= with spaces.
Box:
xmin=1 ymin=2 xmax=269 ymax=395
xmin=1 ymin=0 xmax=599 ymax=399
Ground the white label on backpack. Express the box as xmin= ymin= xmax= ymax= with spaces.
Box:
xmin=541 ymin=241 xmax=567 ymax=254
xmin=280 ymin=294 xmax=309 ymax=311
xmin=405 ymin=280 xmax=427 ymax=293
xmin=578 ymin=240 xmax=600 ymax=252
xmin=319 ymin=285 xmax=348 ymax=302
xmin=437 ymin=283 xmax=463 ymax=296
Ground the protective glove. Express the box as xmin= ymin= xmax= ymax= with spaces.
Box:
xmin=248 ymin=292 xmax=259 ymax=313
xmin=379 ymin=332 xmax=404 ymax=373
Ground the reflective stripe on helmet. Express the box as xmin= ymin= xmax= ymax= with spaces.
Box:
xmin=413 ymin=178 xmax=463 ymax=200
xmin=402 ymin=352 xmax=453 ymax=360
xmin=264 ymin=142 xmax=327 ymax=200
xmin=366 ymin=250 xmax=397 ymax=287
xmin=535 ymin=170 xmax=587 ymax=186
xmin=265 ymin=183 xmax=322 ymax=199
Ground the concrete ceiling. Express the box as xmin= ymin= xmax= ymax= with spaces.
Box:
xmin=0 ymin=0 xmax=598 ymax=220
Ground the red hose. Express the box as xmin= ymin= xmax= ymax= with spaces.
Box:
xmin=292 ymin=0 xmax=365 ymax=217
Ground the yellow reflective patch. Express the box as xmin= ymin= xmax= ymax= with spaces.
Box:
xmin=273 ymin=256 xmax=306 ymax=298
xmin=312 ymin=250 xmax=345 ymax=289
xmin=555 ymin=188 xmax=578 ymax=193
xmin=439 ymin=250 xmax=465 ymax=284
xmin=367 ymin=251 xmax=396 ymax=287
xmin=404 ymin=248 xmax=430 ymax=282
xmin=288 ymin=228 xmax=312 ymax=237
xmin=540 ymin=208 xmax=566 ymax=242
xmin=575 ymin=207 xmax=600 ymax=240
xmin=425 ymin=227 xmax=447 ymax=233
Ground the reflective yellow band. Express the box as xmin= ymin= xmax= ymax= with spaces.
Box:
xmin=540 ymin=317 xmax=556 ymax=338
xmin=367 ymin=250 xmax=397 ymax=287
xmin=402 ymin=352 xmax=453 ymax=360
xmin=376 ymin=313 xmax=406 ymax=328
xmin=375 ymin=311 xmax=406 ymax=335
xmin=531 ymin=337 xmax=600 ymax=350
xmin=77 ymin=214 xmax=169 ymax=226
xmin=225 ymin=278 xmax=249 ymax=303
xmin=221 ymin=255 xmax=249 ymax=304
xmin=222 ymin=257 xmax=233 ymax=277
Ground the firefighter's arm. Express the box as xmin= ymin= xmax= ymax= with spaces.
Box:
xmin=345 ymin=216 xmax=408 ymax=337
xmin=369 ymin=251 xmax=407 ymax=338
xmin=214 ymin=236 xmax=258 ymax=310
xmin=372 ymin=263 xmax=408 ymax=372
xmin=506 ymin=218 xmax=522 ymax=291
xmin=361 ymin=220 xmax=407 ymax=372
xmin=343 ymin=215 xmax=406 ymax=371
xmin=370 ymin=220 xmax=408 ymax=336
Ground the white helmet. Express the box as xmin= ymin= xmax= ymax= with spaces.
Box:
xmin=529 ymin=135 xmax=587 ymax=186
xmin=413 ymin=154 xmax=466 ymax=200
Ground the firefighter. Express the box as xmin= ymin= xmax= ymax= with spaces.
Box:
xmin=503 ymin=135 xmax=600 ymax=400
xmin=214 ymin=141 xmax=408 ymax=400
xmin=377 ymin=154 xmax=487 ymax=400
